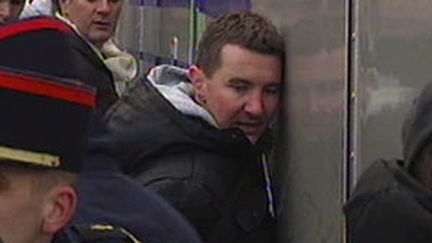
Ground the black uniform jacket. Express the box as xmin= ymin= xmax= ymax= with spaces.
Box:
xmin=344 ymin=159 xmax=432 ymax=243
xmin=67 ymin=32 xmax=118 ymax=113
xmin=101 ymin=78 xmax=277 ymax=243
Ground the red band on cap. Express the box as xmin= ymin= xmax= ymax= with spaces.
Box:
xmin=0 ymin=71 xmax=96 ymax=107
xmin=0 ymin=17 xmax=72 ymax=41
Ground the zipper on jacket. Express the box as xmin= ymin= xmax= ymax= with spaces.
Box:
xmin=261 ymin=153 xmax=276 ymax=219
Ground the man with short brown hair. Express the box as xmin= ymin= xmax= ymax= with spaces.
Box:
xmin=97 ymin=11 xmax=285 ymax=242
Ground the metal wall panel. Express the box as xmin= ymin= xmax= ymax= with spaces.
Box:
xmin=116 ymin=4 xmax=194 ymax=73
xmin=253 ymin=1 xmax=347 ymax=242
xmin=354 ymin=0 xmax=432 ymax=177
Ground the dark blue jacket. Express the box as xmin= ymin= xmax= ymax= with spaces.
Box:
xmin=54 ymin=114 xmax=201 ymax=243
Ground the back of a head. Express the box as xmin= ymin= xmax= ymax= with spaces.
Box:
xmin=402 ymin=82 xmax=432 ymax=188
xmin=195 ymin=11 xmax=285 ymax=77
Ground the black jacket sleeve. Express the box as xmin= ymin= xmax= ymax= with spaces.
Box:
xmin=347 ymin=187 xmax=432 ymax=243
xmin=144 ymin=178 xmax=220 ymax=240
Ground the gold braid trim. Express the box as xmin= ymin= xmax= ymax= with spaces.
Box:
xmin=0 ymin=146 xmax=60 ymax=168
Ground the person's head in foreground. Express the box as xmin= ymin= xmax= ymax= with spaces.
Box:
xmin=0 ymin=16 xmax=95 ymax=243
xmin=188 ymin=11 xmax=285 ymax=144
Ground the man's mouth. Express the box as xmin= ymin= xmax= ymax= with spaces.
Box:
xmin=93 ymin=21 xmax=111 ymax=29
xmin=234 ymin=121 xmax=266 ymax=144
xmin=236 ymin=121 xmax=265 ymax=134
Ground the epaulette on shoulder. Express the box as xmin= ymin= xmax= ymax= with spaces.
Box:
xmin=59 ymin=223 xmax=142 ymax=243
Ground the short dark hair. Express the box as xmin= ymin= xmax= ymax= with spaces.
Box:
xmin=195 ymin=11 xmax=285 ymax=78
xmin=0 ymin=164 xmax=77 ymax=193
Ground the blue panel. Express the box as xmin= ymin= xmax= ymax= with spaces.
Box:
xmin=140 ymin=0 xmax=189 ymax=7
xmin=199 ymin=0 xmax=251 ymax=17
xmin=136 ymin=0 xmax=251 ymax=17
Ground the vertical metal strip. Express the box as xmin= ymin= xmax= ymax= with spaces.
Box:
xmin=138 ymin=0 xmax=145 ymax=73
xmin=345 ymin=0 xmax=358 ymax=242
xmin=261 ymin=154 xmax=276 ymax=219
xmin=346 ymin=0 xmax=360 ymax=202
xmin=188 ymin=0 xmax=198 ymax=64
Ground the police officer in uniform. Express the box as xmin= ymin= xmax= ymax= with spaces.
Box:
xmin=0 ymin=16 xmax=201 ymax=243
xmin=0 ymin=16 xmax=99 ymax=243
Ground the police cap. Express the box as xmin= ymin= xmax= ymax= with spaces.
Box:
xmin=0 ymin=16 xmax=96 ymax=173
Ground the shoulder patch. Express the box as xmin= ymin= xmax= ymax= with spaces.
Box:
xmin=59 ymin=223 xmax=142 ymax=243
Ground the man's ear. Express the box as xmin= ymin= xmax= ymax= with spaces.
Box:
xmin=188 ymin=65 xmax=207 ymax=105
xmin=41 ymin=185 xmax=77 ymax=234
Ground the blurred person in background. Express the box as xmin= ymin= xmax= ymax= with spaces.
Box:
xmin=345 ymin=82 xmax=432 ymax=243
xmin=21 ymin=0 xmax=138 ymax=112
xmin=0 ymin=0 xmax=24 ymax=24
xmin=55 ymin=0 xmax=138 ymax=99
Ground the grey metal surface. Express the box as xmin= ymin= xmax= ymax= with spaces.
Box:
xmin=253 ymin=1 xmax=347 ymax=242
xmin=116 ymin=5 xmax=193 ymax=73
xmin=113 ymin=1 xmax=432 ymax=242
xmin=354 ymin=0 xmax=432 ymax=177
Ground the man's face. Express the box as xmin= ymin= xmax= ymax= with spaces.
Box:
xmin=191 ymin=44 xmax=283 ymax=144
xmin=0 ymin=169 xmax=45 ymax=243
xmin=0 ymin=0 xmax=25 ymax=25
xmin=60 ymin=0 xmax=123 ymax=48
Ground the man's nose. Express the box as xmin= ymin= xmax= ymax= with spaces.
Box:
xmin=0 ymin=2 xmax=11 ymax=23
xmin=244 ymin=91 xmax=264 ymax=117
xmin=96 ymin=0 xmax=111 ymax=14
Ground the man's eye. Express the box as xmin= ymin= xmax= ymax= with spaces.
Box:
xmin=230 ymin=84 xmax=248 ymax=92
xmin=264 ymin=86 xmax=280 ymax=95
